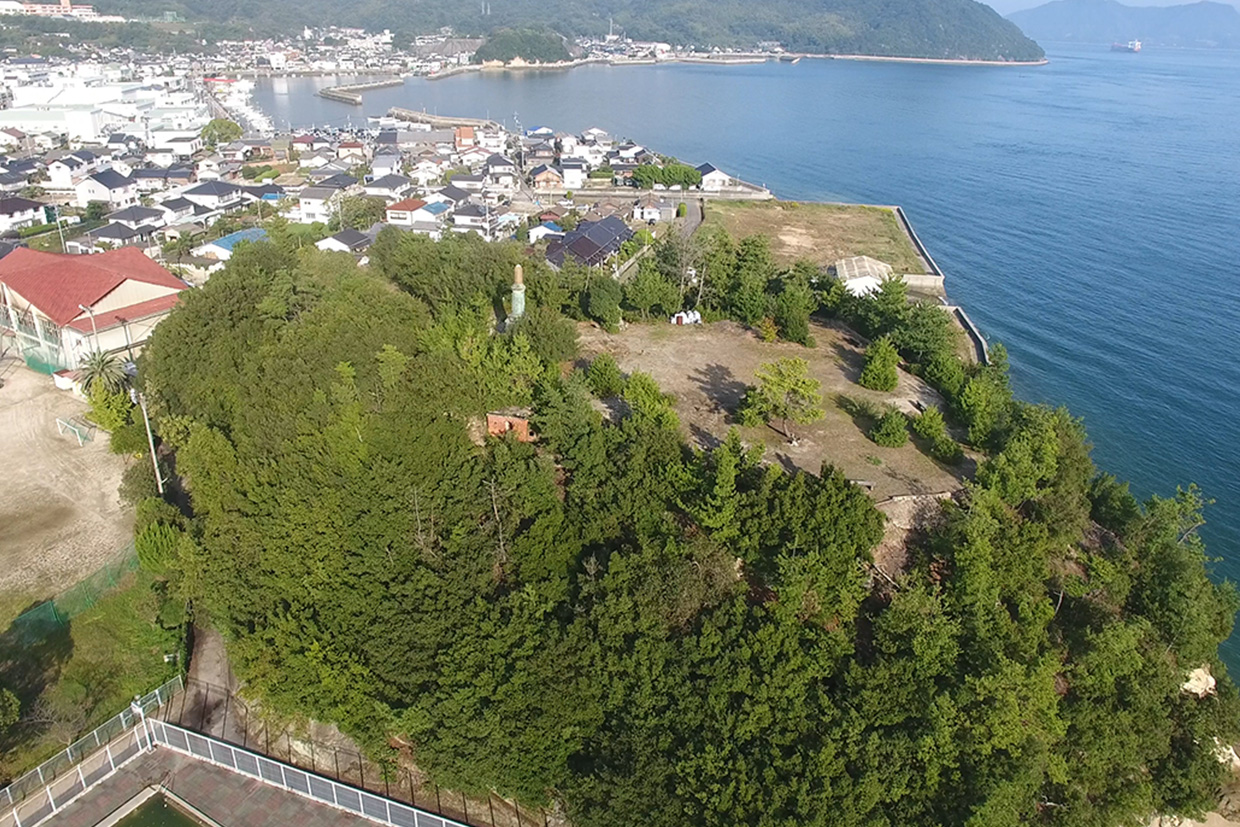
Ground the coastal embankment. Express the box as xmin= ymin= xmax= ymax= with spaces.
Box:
xmin=317 ymin=77 xmax=405 ymax=105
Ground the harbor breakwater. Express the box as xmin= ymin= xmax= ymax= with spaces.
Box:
xmin=317 ymin=77 xmax=405 ymax=105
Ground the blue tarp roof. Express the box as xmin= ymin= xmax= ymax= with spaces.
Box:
xmin=423 ymin=201 xmax=450 ymax=216
xmin=210 ymin=228 xmax=268 ymax=252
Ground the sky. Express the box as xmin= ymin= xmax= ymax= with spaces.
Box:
xmin=989 ymin=0 xmax=1239 ymax=14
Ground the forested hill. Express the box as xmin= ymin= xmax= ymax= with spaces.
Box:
xmin=96 ymin=0 xmax=1045 ymax=61
xmin=127 ymin=225 xmax=1240 ymax=827
xmin=1009 ymin=0 xmax=1240 ymax=47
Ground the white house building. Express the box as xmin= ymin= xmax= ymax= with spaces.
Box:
xmin=697 ymin=163 xmax=732 ymax=191
xmin=75 ymin=169 xmax=138 ymax=209
xmin=0 ymin=197 xmax=44 ymax=234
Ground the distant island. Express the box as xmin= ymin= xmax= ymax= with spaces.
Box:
xmin=1009 ymin=0 xmax=1240 ymax=47
xmin=97 ymin=0 xmax=1046 ymax=62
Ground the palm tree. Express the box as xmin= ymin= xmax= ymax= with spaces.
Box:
xmin=78 ymin=350 xmax=126 ymax=395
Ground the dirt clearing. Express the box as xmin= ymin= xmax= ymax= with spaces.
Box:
xmin=0 ymin=356 xmax=132 ymax=622
xmin=578 ymin=320 xmax=967 ymax=502
xmin=701 ymin=200 xmax=928 ymax=274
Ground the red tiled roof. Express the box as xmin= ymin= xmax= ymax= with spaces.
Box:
xmin=387 ymin=198 xmax=427 ymax=212
xmin=0 ymin=247 xmax=185 ymax=326
xmin=64 ymin=292 xmax=182 ymax=334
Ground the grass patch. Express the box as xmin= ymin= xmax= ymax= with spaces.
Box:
xmin=0 ymin=570 xmax=183 ymax=782
xmin=700 ymin=200 xmax=926 ymax=274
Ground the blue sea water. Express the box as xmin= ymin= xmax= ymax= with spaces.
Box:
xmin=253 ymin=45 xmax=1240 ymax=666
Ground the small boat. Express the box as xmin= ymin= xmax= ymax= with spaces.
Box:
xmin=1111 ymin=39 xmax=1142 ymax=52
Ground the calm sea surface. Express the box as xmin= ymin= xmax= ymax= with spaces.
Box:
xmin=253 ymin=45 xmax=1240 ymax=666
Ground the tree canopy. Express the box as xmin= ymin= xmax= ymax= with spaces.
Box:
xmin=134 ymin=228 xmax=1238 ymax=827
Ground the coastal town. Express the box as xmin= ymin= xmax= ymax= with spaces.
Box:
xmin=1 ymin=4 xmax=1235 ymax=827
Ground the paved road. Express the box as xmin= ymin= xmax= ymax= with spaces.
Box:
xmin=680 ymin=198 xmax=704 ymax=238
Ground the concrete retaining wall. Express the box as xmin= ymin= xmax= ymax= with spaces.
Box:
xmin=900 ymin=273 xmax=946 ymax=292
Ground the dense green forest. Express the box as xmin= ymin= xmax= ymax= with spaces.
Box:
xmin=93 ymin=0 xmax=1044 ymax=61
xmin=473 ymin=29 xmax=572 ymax=63
xmin=131 ymin=225 xmax=1236 ymax=827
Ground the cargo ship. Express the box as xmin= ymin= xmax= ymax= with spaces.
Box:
xmin=1111 ymin=39 xmax=1142 ymax=52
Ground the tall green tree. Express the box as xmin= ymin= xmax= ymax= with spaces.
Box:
xmin=738 ymin=357 xmax=824 ymax=441
xmin=200 ymin=117 xmax=242 ymax=147
xmin=858 ymin=335 xmax=900 ymax=391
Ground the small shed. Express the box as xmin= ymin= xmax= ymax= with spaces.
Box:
xmin=834 ymin=255 xmax=894 ymax=297
xmin=486 ymin=408 xmax=534 ymax=442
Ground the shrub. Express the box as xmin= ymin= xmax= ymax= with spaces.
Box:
xmin=119 ymin=459 xmax=160 ymax=506
xmin=135 ymin=496 xmax=184 ymax=535
xmin=858 ymin=335 xmax=899 ymax=392
xmin=136 ymin=522 xmax=181 ymax=573
xmin=870 ymin=408 xmax=909 ymax=447
xmin=924 ymin=351 xmax=966 ymax=398
xmin=758 ymin=317 xmax=779 ymax=343
xmin=931 ymin=435 xmax=964 ymax=464
xmin=587 ymin=278 xmax=622 ymax=331
xmin=587 ymin=354 xmax=625 ymax=398
xmin=913 ymin=406 xmax=948 ymax=442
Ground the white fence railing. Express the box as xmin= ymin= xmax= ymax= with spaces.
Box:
xmin=148 ymin=719 xmax=468 ymax=827
xmin=0 ymin=676 xmax=182 ymax=827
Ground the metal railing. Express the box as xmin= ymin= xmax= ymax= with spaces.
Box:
xmin=0 ymin=676 xmax=183 ymax=821
xmin=148 ymin=719 xmax=469 ymax=827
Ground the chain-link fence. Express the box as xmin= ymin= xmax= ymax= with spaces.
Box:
xmin=0 ymin=676 xmax=182 ymax=818
xmin=6 ymin=544 xmax=138 ymax=646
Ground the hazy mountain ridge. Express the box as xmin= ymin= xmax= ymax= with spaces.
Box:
xmin=1009 ymin=0 xmax=1240 ymax=46
xmin=95 ymin=0 xmax=1046 ymax=61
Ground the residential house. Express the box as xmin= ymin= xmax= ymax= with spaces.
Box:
xmin=0 ymin=173 xmax=28 ymax=194
xmin=372 ymin=151 xmax=403 ymax=179
xmin=451 ymin=203 xmax=499 ymax=240
xmin=166 ymin=135 xmax=203 ymax=161
xmin=529 ymin=164 xmax=564 ymax=191
xmin=182 ymin=181 xmax=243 ymax=212
xmin=47 ymin=155 xmax=90 ymax=190
xmin=560 ymin=160 xmax=587 ymax=191
xmin=450 ymin=173 xmax=485 ymax=194
xmin=431 ymin=185 xmax=471 ymax=207
xmin=316 ymin=173 xmax=359 ymax=192
xmin=0 ymin=197 xmax=44 ymax=234
xmin=298 ymin=149 xmax=336 ymax=170
xmin=76 ymin=169 xmax=138 ymax=209
xmin=297 ymin=186 xmax=341 ymax=225
xmin=457 ymin=146 xmax=489 ymax=169
xmin=239 ymin=184 xmax=285 ymax=206
xmin=0 ymin=246 xmax=187 ymax=370
xmin=546 ymin=216 xmax=634 ymax=269
xmin=106 ymin=133 xmax=144 ymax=154
xmin=192 ymin=228 xmax=270 ymax=261
xmin=315 ymin=228 xmax=372 ymax=254
xmin=528 ymin=221 xmax=563 ymax=244
xmin=105 ymin=205 xmax=167 ymax=230
xmin=83 ymin=222 xmax=156 ymax=250
xmin=385 ymin=197 xmax=428 ymax=226
xmin=155 ymin=197 xmax=197 ymax=225
xmin=336 ymin=141 xmax=367 ymax=164
xmin=454 ymin=126 xmax=476 ymax=152
xmin=409 ymin=157 xmax=447 ymax=187
xmin=363 ymin=174 xmax=413 ymax=201
xmin=485 ymin=154 xmax=518 ymax=190
xmin=632 ymin=195 xmax=677 ymax=223
xmin=697 ymin=163 xmax=731 ymax=191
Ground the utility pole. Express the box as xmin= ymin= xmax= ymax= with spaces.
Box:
xmin=130 ymin=388 xmax=165 ymax=497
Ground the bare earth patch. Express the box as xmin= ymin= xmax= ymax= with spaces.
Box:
xmin=701 ymin=200 xmax=929 ymax=274
xmin=0 ymin=357 xmax=132 ymax=621
xmin=578 ymin=319 xmax=965 ymax=502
